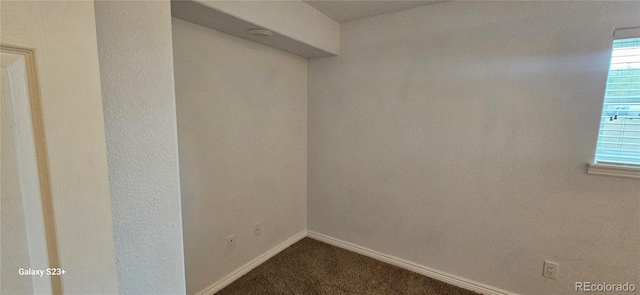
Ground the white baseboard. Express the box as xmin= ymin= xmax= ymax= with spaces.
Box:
xmin=195 ymin=230 xmax=307 ymax=295
xmin=307 ymin=231 xmax=515 ymax=295
xmin=195 ymin=229 xmax=514 ymax=295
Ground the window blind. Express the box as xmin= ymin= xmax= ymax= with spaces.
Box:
xmin=594 ymin=29 xmax=640 ymax=166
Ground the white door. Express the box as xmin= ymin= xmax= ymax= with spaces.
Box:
xmin=1 ymin=51 xmax=53 ymax=295
xmin=1 ymin=1 xmax=119 ymax=294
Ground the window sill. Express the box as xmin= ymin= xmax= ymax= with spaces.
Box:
xmin=587 ymin=163 xmax=640 ymax=179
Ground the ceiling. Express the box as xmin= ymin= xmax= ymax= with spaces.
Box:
xmin=303 ymin=0 xmax=442 ymax=23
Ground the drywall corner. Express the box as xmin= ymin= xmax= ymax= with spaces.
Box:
xmin=94 ymin=1 xmax=186 ymax=293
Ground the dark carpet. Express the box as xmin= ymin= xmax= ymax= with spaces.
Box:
xmin=216 ymin=237 xmax=479 ymax=295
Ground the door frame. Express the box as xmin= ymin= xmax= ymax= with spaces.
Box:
xmin=1 ymin=45 xmax=61 ymax=294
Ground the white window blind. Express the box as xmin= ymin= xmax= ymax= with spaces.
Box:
xmin=594 ymin=28 xmax=640 ymax=167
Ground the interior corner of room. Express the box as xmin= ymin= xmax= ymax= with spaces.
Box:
xmin=1 ymin=1 xmax=639 ymax=295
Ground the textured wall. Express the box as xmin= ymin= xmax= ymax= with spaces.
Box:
xmin=94 ymin=1 xmax=186 ymax=294
xmin=308 ymin=2 xmax=640 ymax=294
xmin=172 ymin=18 xmax=308 ymax=295
xmin=1 ymin=2 xmax=119 ymax=293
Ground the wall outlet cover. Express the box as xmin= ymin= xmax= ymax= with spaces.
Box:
xmin=543 ymin=261 xmax=559 ymax=279
xmin=227 ymin=234 xmax=235 ymax=251
xmin=254 ymin=222 xmax=262 ymax=237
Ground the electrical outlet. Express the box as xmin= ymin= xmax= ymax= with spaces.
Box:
xmin=254 ymin=222 xmax=261 ymax=237
xmin=227 ymin=234 xmax=235 ymax=251
xmin=543 ymin=261 xmax=559 ymax=279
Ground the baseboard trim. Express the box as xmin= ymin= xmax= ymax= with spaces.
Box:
xmin=195 ymin=230 xmax=307 ymax=295
xmin=307 ymin=231 xmax=515 ymax=295
xmin=195 ymin=230 xmax=514 ymax=295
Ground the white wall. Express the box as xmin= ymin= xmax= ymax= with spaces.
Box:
xmin=94 ymin=1 xmax=187 ymax=294
xmin=1 ymin=1 xmax=119 ymax=293
xmin=172 ymin=18 xmax=308 ymax=295
xmin=308 ymin=2 xmax=640 ymax=294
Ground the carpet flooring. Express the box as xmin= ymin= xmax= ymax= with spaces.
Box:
xmin=217 ymin=237 xmax=479 ymax=295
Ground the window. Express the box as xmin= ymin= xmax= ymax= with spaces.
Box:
xmin=589 ymin=28 xmax=640 ymax=179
